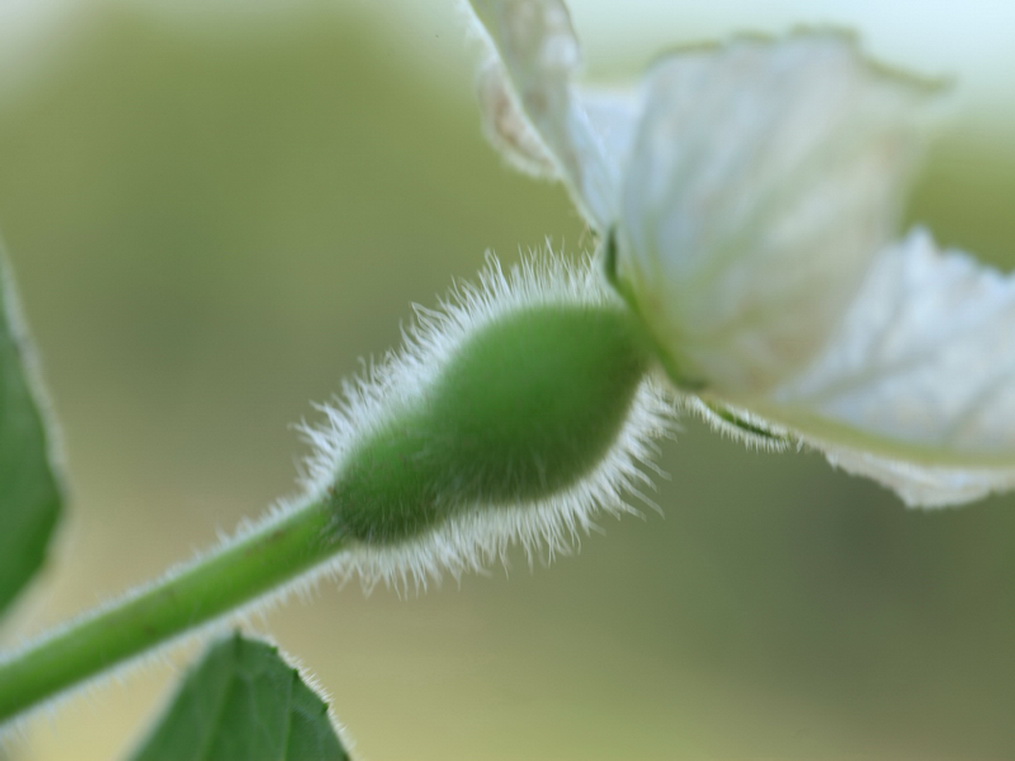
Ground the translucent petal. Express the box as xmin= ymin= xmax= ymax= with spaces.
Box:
xmin=817 ymin=451 xmax=1015 ymax=508
xmin=741 ymin=228 xmax=1015 ymax=506
xmin=477 ymin=60 xmax=559 ymax=177
xmin=468 ymin=0 xmax=641 ymax=226
xmin=616 ymin=33 xmax=941 ymax=395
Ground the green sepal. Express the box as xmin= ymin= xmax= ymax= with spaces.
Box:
xmin=599 ymin=230 xmax=706 ymax=393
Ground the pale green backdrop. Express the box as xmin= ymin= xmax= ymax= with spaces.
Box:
xmin=2 ymin=2 xmax=1015 ymax=759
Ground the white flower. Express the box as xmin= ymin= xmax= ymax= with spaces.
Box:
xmin=466 ymin=0 xmax=1015 ymax=507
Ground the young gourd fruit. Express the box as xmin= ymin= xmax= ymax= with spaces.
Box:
xmin=328 ymin=304 xmax=650 ymax=544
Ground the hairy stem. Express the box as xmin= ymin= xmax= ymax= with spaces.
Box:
xmin=0 ymin=499 xmax=342 ymax=724
xmin=0 ymin=298 xmax=657 ymax=726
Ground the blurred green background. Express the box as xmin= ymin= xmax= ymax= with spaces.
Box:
xmin=2 ymin=1 xmax=1015 ymax=759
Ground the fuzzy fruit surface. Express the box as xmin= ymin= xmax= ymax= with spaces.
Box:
xmin=329 ymin=304 xmax=651 ymax=544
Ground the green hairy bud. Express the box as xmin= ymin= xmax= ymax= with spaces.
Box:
xmin=297 ymin=254 xmax=673 ymax=588
xmin=329 ymin=304 xmax=649 ymax=544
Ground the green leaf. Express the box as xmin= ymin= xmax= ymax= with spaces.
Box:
xmin=130 ymin=633 xmax=351 ymax=761
xmin=0 ymin=251 xmax=62 ymax=618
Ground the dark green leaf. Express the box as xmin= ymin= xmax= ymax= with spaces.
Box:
xmin=131 ymin=633 xmax=351 ymax=761
xmin=0 ymin=251 xmax=62 ymax=618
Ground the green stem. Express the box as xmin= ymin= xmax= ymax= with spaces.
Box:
xmin=0 ymin=498 xmax=342 ymax=724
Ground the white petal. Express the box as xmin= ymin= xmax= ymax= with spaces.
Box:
xmin=476 ymin=61 xmax=559 ymax=177
xmin=819 ymin=452 xmax=1015 ymax=508
xmin=739 ymin=228 xmax=1015 ymax=506
xmin=616 ymin=33 xmax=941 ymax=395
xmin=467 ymin=0 xmax=641 ymax=226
